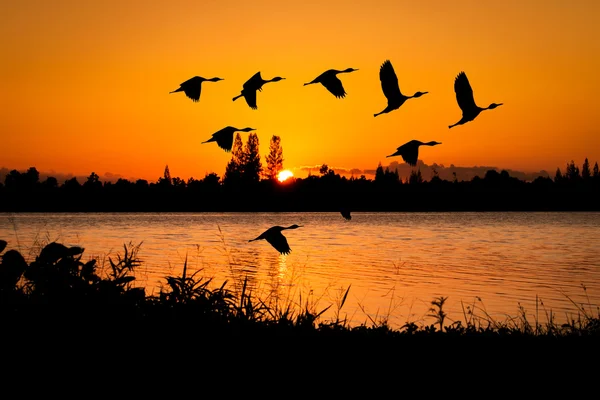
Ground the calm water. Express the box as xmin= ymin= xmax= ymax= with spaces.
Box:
xmin=1 ymin=212 xmax=599 ymax=328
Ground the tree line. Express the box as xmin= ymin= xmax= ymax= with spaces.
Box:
xmin=0 ymin=133 xmax=598 ymax=212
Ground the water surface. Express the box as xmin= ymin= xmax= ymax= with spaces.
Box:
xmin=2 ymin=212 xmax=599 ymax=328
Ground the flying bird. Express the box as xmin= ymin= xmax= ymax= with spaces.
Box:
xmin=169 ymin=76 xmax=223 ymax=102
xmin=201 ymin=126 xmax=255 ymax=152
xmin=386 ymin=140 xmax=441 ymax=167
xmin=248 ymin=224 xmax=302 ymax=255
xmin=374 ymin=60 xmax=428 ymax=117
xmin=449 ymin=71 xmax=502 ymax=128
xmin=304 ymin=68 xmax=358 ymax=98
xmin=233 ymin=72 xmax=285 ymax=109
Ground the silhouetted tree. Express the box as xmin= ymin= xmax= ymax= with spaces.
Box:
xmin=4 ymin=170 xmax=21 ymax=190
xmin=582 ymin=158 xmax=591 ymax=180
xmin=265 ymin=135 xmax=284 ymax=180
xmin=319 ymin=164 xmax=329 ymax=175
xmin=409 ymin=169 xmax=423 ymax=185
xmin=242 ymin=133 xmax=262 ymax=184
xmin=42 ymin=176 xmax=58 ymax=190
xmin=160 ymin=165 xmax=172 ymax=186
xmin=593 ymin=162 xmax=599 ymax=180
xmin=63 ymin=177 xmax=81 ymax=191
xmin=83 ymin=172 xmax=102 ymax=191
xmin=554 ymin=168 xmax=563 ymax=183
xmin=223 ymin=133 xmax=244 ymax=186
xmin=203 ymin=172 xmax=220 ymax=189
xmin=565 ymin=160 xmax=580 ymax=181
xmin=374 ymin=163 xmax=385 ymax=183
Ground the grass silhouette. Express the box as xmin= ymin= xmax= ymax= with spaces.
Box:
xmin=2 ymin=239 xmax=598 ymax=342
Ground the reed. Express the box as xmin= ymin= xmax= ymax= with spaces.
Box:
xmin=1 ymin=239 xmax=598 ymax=339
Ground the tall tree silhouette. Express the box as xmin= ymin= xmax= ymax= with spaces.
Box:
xmin=409 ymin=169 xmax=423 ymax=185
xmin=265 ymin=135 xmax=284 ymax=180
xmin=223 ymin=133 xmax=245 ymax=186
xmin=554 ymin=167 xmax=563 ymax=183
xmin=593 ymin=162 xmax=599 ymax=180
xmin=566 ymin=160 xmax=580 ymax=181
xmin=242 ymin=133 xmax=262 ymax=184
xmin=582 ymin=158 xmax=591 ymax=180
xmin=374 ymin=163 xmax=385 ymax=183
xmin=160 ymin=165 xmax=172 ymax=186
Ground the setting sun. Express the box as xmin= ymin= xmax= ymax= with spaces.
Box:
xmin=277 ymin=170 xmax=294 ymax=182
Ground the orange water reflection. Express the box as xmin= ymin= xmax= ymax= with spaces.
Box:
xmin=1 ymin=212 xmax=599 ymax=329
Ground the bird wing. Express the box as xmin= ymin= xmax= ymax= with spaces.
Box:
xmin=321 ymin=73 xmax=347 ymax=98
xmin=379 ymin=60 xmax=402 ymax=103
xmin=243 ymin=89 xmax=258 ymax=109
xmin=266 ymin=232 xmax=291 ymax=255
xmin=244 ymin=72 xmax=264 ymax=91
xmin=181 ymin=76 xmax=202 ymax=102
xmin=454 ymin=72 xmax=476 ymax=113
xmin=214 ymin=127 xmax=235 ymax=152
xmin=397 ymin=140 xmax=419 ymax=167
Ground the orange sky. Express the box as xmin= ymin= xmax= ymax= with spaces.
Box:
xmin=2 ymin=0 xmax=599 ymax=182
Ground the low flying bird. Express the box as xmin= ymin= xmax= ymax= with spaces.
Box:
xmin=340 ymin=209 xmax=352 ymax=221
xmin=201 ymin=126 xmax=255 ymax=152
xmin=304 ymin=68 xmax=358 ymax=98
xmin=374 ymin=60 xmax=428 ymax=117
xmin=449 ymin=71 xmax=502 ymax=129
xmin=169 ymin=76 xmax=223 ymax=102
xmin=386 ymin=140 xmax=441 ymax=167
xmin=232 ymin=72 xmax=285 ymax=110
xmin=248 ymin=225 xmax=302 ymax=255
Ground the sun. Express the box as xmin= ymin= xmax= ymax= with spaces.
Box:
xmin=277 ymin=170 xmax=294 ymax=182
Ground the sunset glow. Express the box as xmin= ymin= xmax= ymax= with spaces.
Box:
xmin=2 ymin=1 xmax=600 ymax=182
xmin=277 ymin=170 xmax=294 ymax=182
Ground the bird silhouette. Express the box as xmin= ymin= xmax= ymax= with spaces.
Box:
xmin=449 ymin=71 xmax=502 ymax=128
xmin=386 ymin=140 xmax=441 ymax=167
xmin=169 ymin=76 xmax=223 ymax=102
xmin=201 ymin=126 xmax=255 ymax=152
xmin=248 ymin=224 xmax=302 ymax=255
xmin=233 ymin=72 xmax=285 ymax=109
xmin=304 ymin=68 xmax=358 ymax=98
xmin=340 ymin=209 xmax=352 ymax=221
xmin=374 ymin=60 xmax=428 ymax=117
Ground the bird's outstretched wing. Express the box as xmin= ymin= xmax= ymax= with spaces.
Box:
xmin=454 ymin=72 xmax=476 ymax=113
xmin=397 ymin=140 xmax=420 ymax=167
xmin=322 ymin=74 xmax=346 ymax=98
xmin=180 ymin=77 xmax=202 ymax=102
xmin=214 ymin=127 xmax=235 ymax=152
xmin=380 ymin=60 xmax=402 ymax=103
xmin=267 ymin=233 xmax=291 ymax=255
xmin=244 ymin=90 xmax=258 ymax=109
xmin=244 ymin=72 xmax=264 ymax=91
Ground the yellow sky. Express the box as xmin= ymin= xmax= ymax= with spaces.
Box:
xmin=2 ymin=0 xmax=599 ymax=181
